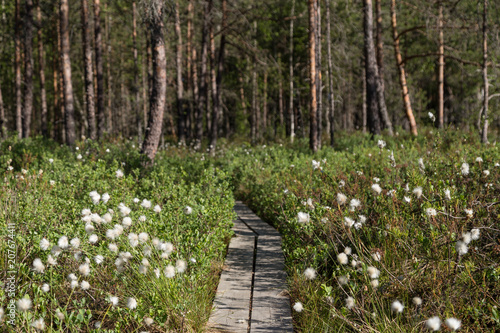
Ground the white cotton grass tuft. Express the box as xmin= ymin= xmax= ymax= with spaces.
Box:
xmin=345 ymin=296 xmax=355 ymax=309
xmin=89 ymin=191 xmax=101 ymax=204
xmin=70 ymin=238 xmax=80 ymax=249
xmin=55 ymin=309 xmax=65 ymax=321
xmin=139 ymin=215 xmax=147 ymax=222
xmin=366 ymin=266 xmax=380 ymax=279
xmin=30 ymin=317 xmax=45 ymax=331
xmin=312 ymin=160 xmax=321 ymax=170
xmin=128 ymin=233 xmax=139 ymax=247
xmin=456 ymin=241 xmax=468 ymax=256
xmin=94 ymin=255 xmax=104 ymax=264
xmin=41 ymin=283 xmax=50 ymax=292
xmin=377 ymin=140 xmax=386 ymax=149
xmin=32 ymin=258 xmax=45 ymax=273
xmin=337 ymin=193 xmax=347 ymax=205
xmin=413 ymin=187 xmax=423 ymax=199
xmin=153 ymin=205 xmax=162 ymax=213
xmin=40 ymin=238 xmax=50 ymax=251
xmin=344 ymin=217 xmax=355 ymax=228
xmin=391 ymin=300 xmax=404 ymax=313
xmin=445 ymin=318 xmax=461 ymax=331
xmin=118 ymin=203 xmax=131 ymax=216
xmin=418 ymin=158 xmax=426 ymax=171
xmin=176 ymin=259 xmax=187 ymax=273
xmin=444 ymin=189 xmax=451 ymax=201
xmin=85 ymin=223 xmax=95 ymax=234
xmin=476 ymin=157 xmax=483 ymax=163
xmin=116 ymin=169 xmax=124 ymax=178
xmin=297 ymin=212 xmax=310 ymax=223
xmin=461 ymin=163 xmax=469 ymax=176
xmin=165 ymin=265 xmax=175 ymax=278
xmin=338 ymin=275 xmax=348 ymax=285
xmin=344 ymin=247 xmax=352 ymax=255
xmin=462 ymin=232 xmax=472 ymax=245
xmin=471 ymin=228 xmax=480 ymax=241
xmin=303 ymin=267 xmax=316 ymax=280
xmin=161 ymin=242 xmax=174 ymax=254
xmin=122 ymin=217 xmax=132 ymax=228
xmin=89 ymin=234 xmax=98 ymax=244
xmin=17 ymin=297 xmax=32 ymax=312
xmin=79 ymin=263 xmax=91 ymax=276
xmin=371 ymin=184 xmax=382 ymax=195
xmin=138 ymin=232 xmax=149 ymax=243
xmin=47 ymin=255 xmax=57 ymax=266
xmin=426 ymin=316 xmax=441 ymax=331
xmin=108 ymin=295 xmax=119 ymax=306
xmin=101 ymin=193 xmax=110 ymax=204
xmin=102 ymin=213 xmax=112 ymax=223
xmin=82 ymin=208 xmax=92 ymax=216
xmin=337 ymin=253 xmax=348 ymax=265
xmin=141 ymin=199 xmax=152 ymax=209
xmin=349 ymin=199 xmax=361 ymax=211
xmin=58 ymin=236 xmax=69 ymax=249
xmin=184 ymin=206 xmax=193 ymax=215
xmin=426 ymin=208 xmax=437 ymax=217
xmin=412 ymin=297 xmax=422 ymax=306
xmin=371 ymin=252 xmax=381 ymax=262
xmin=483 ymin=170 xmax=490 ymax=176
xmin=144 ymin=317 xmax=154 ymax=326
xmin=293 ymin=302 xmax=303 ymax=312
xmin=370 ymin=279 xmax=379 ymax=288
xmin=51 ymin=245 xmax=62 ymax=257
xmin=464 ymin=208 xmax=473 ymax=218
xmin=80 ymin=280 xmax=90 ymax=290
xmin=404 ymin=196 xmax=411 ymax=203
xmin=108 ymin=243 xmax=118 ymax=252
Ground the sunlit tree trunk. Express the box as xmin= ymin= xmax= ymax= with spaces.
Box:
xmin=23 ymin=0 xmax=34 ymax=138
xmin=186 ymin=0 xmax=194 ymax=140
xmin=133 ymin=2 xmax=141 ymax=143
xmin=105 ymin=4 xmax=113 ymax=134
xmin=60 ymin=0 xmax=75 ymax=145
xmin=308 ymin=0 xmax=318 ymax=152
xmin=315 ymin=0 xmax=322 ymax=148
xmin=81 ymin=0 xmax=96 ymax=140
xmin=0 ymin=79 xmax=5 ymax=138
xmin=37 ymin=4 xmax=48 ymax=137
xmin=195 ymin=0 xmax=210 ymax=149
xmin=94 ymin=0 xmax=105 ymax=138
xmin=326 ymin=0 xmax=335 ymax=145
xmin=390 ymin=0 xmax=417 ymax=135
xmin=141 ymin=0 xmax=167 ymax=161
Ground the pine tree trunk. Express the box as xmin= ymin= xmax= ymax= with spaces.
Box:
xmin=52 ymin=39 xmax=59 ymax=140
xmin=133 ymin=2 xmax=142 ymax=143
xmin=210 ymin=0 xmax=226 ymax=152
xmin=141 ymin=0 xmax=167 ymax=161
xmin=0 ymin=79 xmax=5 ymax=138
xmin=289 ymin=0 xmax=295 ymax=143
xmin=15 ymin=0 xmax=22 ymax=138
xmin=315 ymin=0 xmax=322 ymax=148
xmin=326 ymin=0 xmax=335 ymax=145
xmin=23 ymin=0 xmax=34 ymax=138
xmin=437 ymin=1 xmax=444 ymax=128
xmin=195 ymin=0 xmax=210 ymax=149
xmin=37 ymin=4 xmax=48 ymax=137
xmin=94 ymin=0 xmax=105 ymax=138
xmin=364 ymin=0 xmax=381 ymax=136
xmin=362 ymin=64 xmax=367 ymax=133
xmin=175 ymin=0 xmax=186 ymax=144
xmin=186 ymin=0 xmax=194 ymax=140
xmin=60 ymin=0 xmax=75 ymax=145
xmin=262 ymin=70 xmax=267 ymax=132
xmin=481 ymin=0 xmax=488 ymax=143
xmin=209 ymin=17 xmax=216 ymax=146
xmin=308 ymin=0 xmax=318 ymax=152
xmin=81 ymin=0 xmax=96 ymax=140
xmin=390 ymin=0 xmax=417 ymax=135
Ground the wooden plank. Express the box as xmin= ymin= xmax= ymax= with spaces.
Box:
xmin=251 ymin=235 xmax=293 ymax=332
xmin=234 ymin=202 xmax=280 ymax=237
xmin=209 ymin=218 xmax=255 ymax=332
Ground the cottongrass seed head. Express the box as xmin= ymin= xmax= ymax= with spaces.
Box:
xmin=297 ymin=212 xmax=310 ymax=223
xmin=33 ymin=258 xmax=45 ymax=273
xmin=461 ymin=163 xmax=469 ymax=176
xmin=127 ymin=297 xmax=137 ymax=310
xmin=412 ymin=297 xmax=422 ymax=306
xmin=456 ymin=241 xmax=468 ymax=256
xmin=184 ymin=206 xmax=193 ymax=215
xmin=391 ymin=300 xmax=404 ymax=313
xmin=445 ymin=318 xmax=461 ymax=331
xmin=337 ymin=253 xmax=348 ymax=265
xmin=426 ymin=316 xmax=441 ymax=331
xmin=31 ymin=317 xmax=45 ymax=331
xmin=337 ymin=193 xmax=347 ymax=205
xmin=40 ymin=238 xmax=50 ymax=251
xmin=471 ymin=228 xmax=480 ymax=241
xmin=345 ymin=296 xmax=355 ymax=309
xmin=413 ymin=186 xmax=423 ymax=198
xmin=303 ymin=267 xmax=316 ymax=280
xmin=293 ymin=302 xmax=303 ymax=312
xmin=426 ymin=208 xmax=437 ymax=217
xmin=371 ymin=183 xmax=382 ymax=195
xmin=17 ymin=297 xmax=32 ymax=312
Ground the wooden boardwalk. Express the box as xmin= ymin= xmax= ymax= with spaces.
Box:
xmin=208 ymin=202 xmax=293 ymax=333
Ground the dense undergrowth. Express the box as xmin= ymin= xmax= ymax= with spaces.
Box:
xmin=220 ymin=129 xmax=500 ymax=332
xmin=0 ymin=137 xmax=235 ymax=332
xmin=1 ymin=129 xmax=500 ymax=332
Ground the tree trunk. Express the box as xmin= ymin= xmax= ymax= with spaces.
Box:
xmin=210 ymin=0 xmax=226 ymax=152
xmin=262 ymin=70 xmax=267 ymax=132
xmin=23 ymin=0 xmax=34 ymax=138
xmin=105 ymin=5 xmax=113 ymax=134
xmin=289 ymin=0 xmax=295 ymax=143
xmin=141 ymin=0 xmax=167 ymax=161
xmin=195 ymin=0 xmax=210 ymax=149
xmin=60 ymin=0 xmax=75 ymax=145
xmin=94 ymin=0 xmax=105 ymax=138
xmin=15 ymin=0 xmax=22 ymax=138
xmin=278 ymin=59 xmax=284 ymax=133
xmin=326 ymin=0 xmax=335 ymax=145
xmin=81 ymin=0 xmax=96 ymax=140
xmin=390 ymin=0 xmax=417 ymax=135
xmin=315 ymin=0 xmax=322 ymax=148
xmin=251 ymin=59 xmax=257 ymax=144
xmin=437 ymin=1 xmax=444 ymax=128
xmin=133 ymin=1 xmax=141 ymax=143
xmin=52 ymin=39 xmax=59 ymax=140
xmin=362 ymin=64 xmax=367 ymax=133
xmin=175 ymin=0 xmax=185 ymax=144
xmin=481 ymin=0 xmax=488 ymax=143
xmin=308 ymin=0 xmax=318 ymax=152
xmin=37 ymin=4 xmax=48 ymax=137
xmin=364 ymin=0 xmax=381 ymax=136
xmin=186 ymin=0 xmax=194 ymax=140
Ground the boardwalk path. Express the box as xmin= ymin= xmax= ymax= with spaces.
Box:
xmin=208 ymin=202 xmax=293 ymax=333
